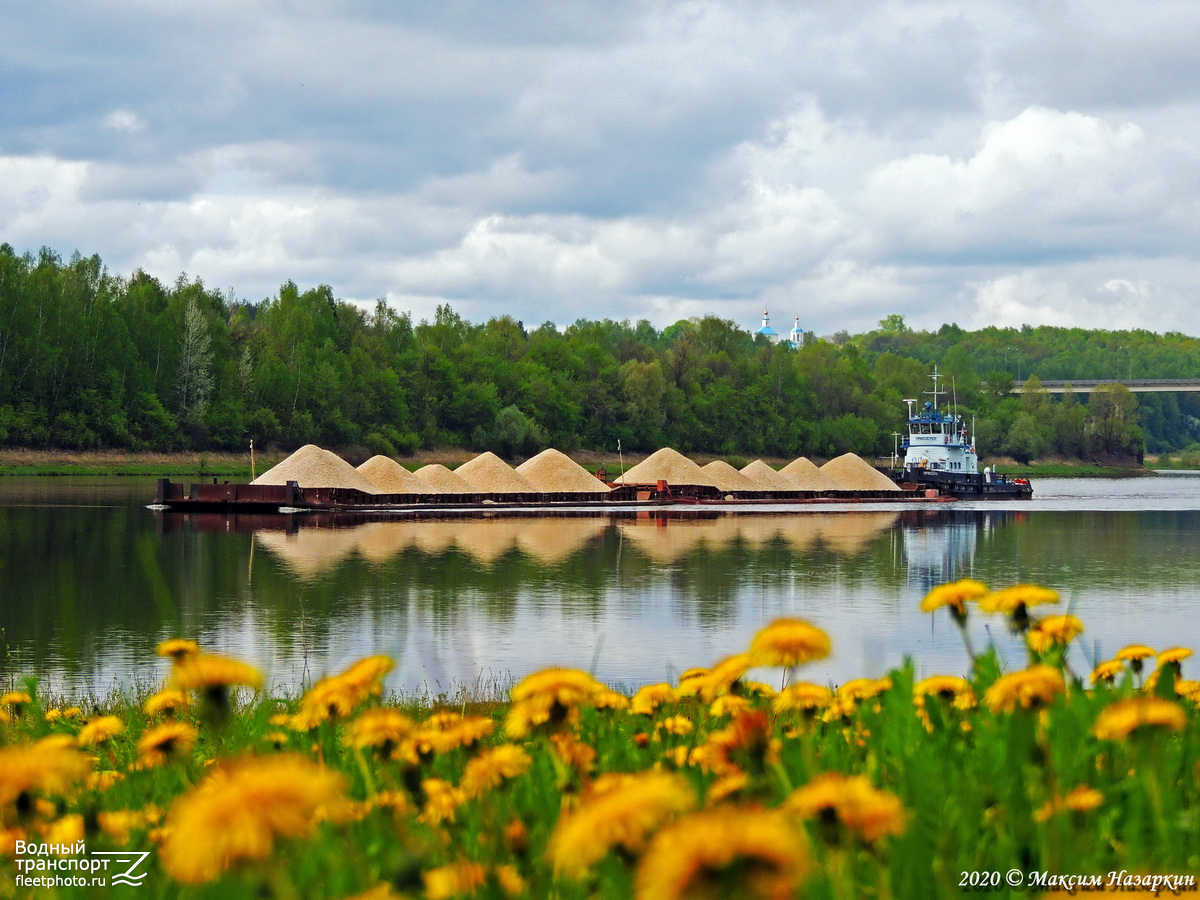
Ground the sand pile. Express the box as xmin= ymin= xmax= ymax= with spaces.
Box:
xmin=819 ymin=453 xmax=901 ymax=491
xmin=357 ymin=456 xmax=442 ymax=494
xmin=413 ymin=464 xmax=475 ymax=494
xmin=740 ymin=460 xmax=799 ymax=492
xmin=701 ymin=460 xmax=761 ymax=492
xmin=615 ymin=448 xmax=718 ymax=487
xmin=780 ymin=457 xmax=845 ymax=491
xmin=516 ymin=449 xmax=610 ymax=493
xmin=252 ymin=444 xmax=382 ymax=493
xmin=455 ymin=451 xmax=538 ymax=494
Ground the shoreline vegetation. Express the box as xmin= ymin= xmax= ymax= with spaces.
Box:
xmin=2 ymin=581 xmax=1197 ymax=898
xmin=0 ymin=448 xmax=1165 ymax=479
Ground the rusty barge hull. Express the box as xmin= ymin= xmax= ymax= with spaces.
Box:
xmin=153 ymin=478 xmax=953 ymax=514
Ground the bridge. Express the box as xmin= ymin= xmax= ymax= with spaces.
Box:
xmin=1013 ymin=379 xmax=1200 ymax=394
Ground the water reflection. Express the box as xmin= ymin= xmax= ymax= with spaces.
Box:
xmin=4 ymin=477 xmax=1200 ymax=696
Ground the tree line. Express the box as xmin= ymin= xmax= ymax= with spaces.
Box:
xmin=3 ymin=245 xmax=1198 ymax=462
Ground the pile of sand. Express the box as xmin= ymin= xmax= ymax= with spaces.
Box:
xmin=252 ymin=444 xmax=381 ymax=493
xmin=413 ymin=464 xmax=475 ymax=494
xmin=739 ymin=460 xmax=799 ymax=492
xmin=780 ymin=457 xmax=845 ymax=491
xmin=819 ymin=453 xmax=901 ymax=491
xmin=516 ymin=449 xmax=610 ymax=493
xmin=453 ymin=452 xmax=538 ymax=494
xmin=357 ymin=456 xmax=443 ymax=494
xmin=701 ymin=460 xmax=762 ymax=492
xmin=616 ymin=448 xmax=718 ymax=487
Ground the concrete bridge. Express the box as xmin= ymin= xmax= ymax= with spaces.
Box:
xmin=1014 ymin=379 xmax=1200 ymax=394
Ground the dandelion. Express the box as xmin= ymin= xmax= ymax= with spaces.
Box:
xmin=785 ymin=772 xmax=907 ymax=843
xmin=144 ymin=689 xmax=189 ymax=718
xmin=748 ymin=618 xmax=831 ymax=668
xmin=680 ymin=654 xmax=753 ymax=703
xmin=1092 ymin=697 xmax=1186 ymax=741
xmin=409 ymin=714 xmax=494 ymax=758
xmin=709 ymin=695 xmax=750 ymax=717
xmin=159 ymin=754 xmax=351 ymax=884
xmin=418 ymin=778 xmax=464 ymax=825
xmin=1 ymin=692 xmax=32 ymax=717
xmin=1034 ymin=785 xmax=1103 ymax=822
xmin=504 ymin=667 xmax=606 ymax=738
xmin=0 ymin=742 xmax=92 ymax=812
xmin=704 ymin=710 xmax=780 ymax=777
xmin=423 ymin=862 xmax=524 ymax=900
xmin=1158 ymin=647 xmax=1193 ymax=665
xmin=1026 ymin=614 xmax=1084 ymax=654
xmin=657 ymin=715 xmax=695 ymax=737
xmin=98 ymin=806 xmax=163 ymax=845
xmin=459 ymin=744 xmax=532 ymax=799
xmin=136 ymin=722 xmax=198 ymax=768
xmin=171 ymin=653 xmax=263 ymax=717
xmin=921 ymin=579 xmax=988 ymax=621
xmin=341 ymin=709 xmax=415 ymax=754
xmin=978 ymin=584 xmax=1059 ymax=631
xmin=1116 ymin=644 xmax=1156 ymax=676
xmin=549 ymin=771 xmax=697 ymax=877
xmin=290 ymin=657 xmax=393 ymax=729
xmin=1091 ymin=660 xmax=1125 ymax=685
xmin=76 ymin=715 xmax=125 ymax=747
xmin=632 ymin=683 xmax=676 ymax=715
xmin=635 ymin=807 xmax=809 ymax=900
xmin=983 ymin=665 xmax=1065 ymax=713
xmin=156 ymin=638 xmax=201 ymax=661
xmin=772 ymin=682 xmax=833 ymax=715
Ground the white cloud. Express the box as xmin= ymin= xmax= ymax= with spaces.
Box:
xmin=102 ymin=109 xmax=145 ymax=133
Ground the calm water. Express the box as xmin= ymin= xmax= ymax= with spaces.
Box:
xmin=2 ymin=475 xmax=1199 ymax=695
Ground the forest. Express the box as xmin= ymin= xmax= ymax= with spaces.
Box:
xmin=2 ymin=245 xmax=1198 ymax=463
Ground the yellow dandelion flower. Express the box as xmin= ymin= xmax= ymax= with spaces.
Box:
xmin=419 ymin=778 xmax=464 ymax=825
xmin=549 ymin=771 xmax=697 ymax=877
xmin=702 ymin=710 xmax=779 ymax=777
xmin=342 ymin=708 xmax=415 ymax=752
xmin=136 ymin=722 xmax=198 ymax=768
xmin=921 ymin=579 xmax=989 ymax=614
xmin=98 ymin=806 xmax=163 ymax=845
xmin=748 ymin=618 xmax=831 ymax=668
xmin=0 ymin=742 xmax=92 ymax=809
xmin=657 ymin=715 xmax=694 ymax=736
xmin=459 ymin=744 xmax=532 ymax=799
xmin=144 ymin=689 xmax=189 ymax=717
xmin=1093 ymin=697 xmax=1187 ymax=741
xmin=1027 ymin=614 xmax=1084 ymax=653
xmin=86 ymin=771 xmax=124 ymax=791
xmin=772 ymin=682 xmax=833 ymax=714
xmin=1158 ymin=647 xmax=1193 ymax=665
xmin=680 ymin=653 xmax=753 ymax=703
xmin=983 ymin=666 xmax=1065 ymax=713
xmin=171 ymin=653 xmax=263 ymax=694
xmin=708 ymin=695 xmax=750 ymax=717
xmin=40 ymin=814 xmax=84 ymax=850
xmin=706 ymin=771 xmax=749 ymax=805
xmin=632 ymin=683 xmax=677 ymax=715
xmin=785 ymin=772 xmax=907 ymax=843
xmin=156 ymin=638 xmax=200 ymax=660
xmin=63 ymin=707 xmax=82 ymax=719
xmin=550 ymin=732 xmax=596 ymax=778
xmin=408 ymin=715 xmax=494 ymax=758
xmin=635 ymin=807 xmax=809 ymax=900
xmin=1175 ymin=680 xmax=1200 ymax=702
xmin=979 ymin=584 xmax=1060 ymax=615
xmin=504 ymin=667 xmax=606 ymax=738
xmin=1091 ymin=659 xmax=1125 ymax=684
xmin=1034 ymin=785 xmax=1103 ymax=822
xmin=677 ymin=667 xmax=709 ymax=687
xmin=290 ymin=656 xmax=393 ymax=729
xmin=914 ymin=675 xmax=974 ymax=703
xmin=76 ymin=715 xmax=125 ymax=747
xmin=159 ymin=754 xmax=351 ymax=884
xmin=1116 ymin=645 xmax=1155 ymax=675
xmin=43 ymin=709 xmax=62 ymax=723
xmin=422 ymin=862 xmax=524 ymax=900
xmin=1 ymin=691 xmax=32 ymax=710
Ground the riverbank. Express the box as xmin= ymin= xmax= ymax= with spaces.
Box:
xmin=0 ymin=448 xmax=1155 ymax=478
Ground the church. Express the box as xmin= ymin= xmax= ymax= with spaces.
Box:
xmin=754 ymin=309 xmax=806 ymax=348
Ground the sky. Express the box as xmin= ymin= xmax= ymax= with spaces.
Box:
xmin=3 ymin=0 xmax=1200 ymax=336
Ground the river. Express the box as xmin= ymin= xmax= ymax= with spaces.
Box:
xmin=2 ymin=475 xmax=1199 ymax=696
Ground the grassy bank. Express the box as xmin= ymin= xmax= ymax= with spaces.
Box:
xmin=1 ymin=580 xmax=1197 ymax=898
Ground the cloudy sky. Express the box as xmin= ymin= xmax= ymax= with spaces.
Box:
xmin=3 ymin=1 xmax=1199 ymax=335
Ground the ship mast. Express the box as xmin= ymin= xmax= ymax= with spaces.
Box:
xmin=925 ymin=366 xmax=946 ymax=414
